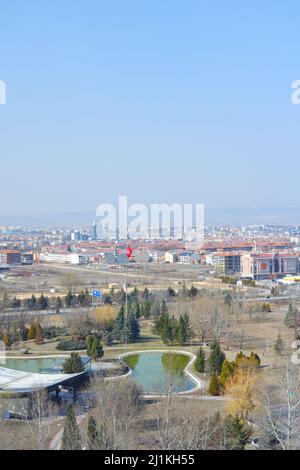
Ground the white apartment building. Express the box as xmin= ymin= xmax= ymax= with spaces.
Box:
xmin=178 ymin=251 xmax=200 ymax=264
xmin=40 ymin=252 xmax=88 ymax=265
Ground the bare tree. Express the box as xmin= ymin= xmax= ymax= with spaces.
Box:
xmin=188 ymin=295 xmax=216 ymax=344
xmin=90 ymin=376 xmax=142 ymax=450
xmin=155 ymin=375 xmax=177 ymax=450
xmin=26 ymin=389 xmax=58 ymax=450
xmin=174 ymin=412 xmax=225 ymax=450
xmin=231 ymin=301 xmax=247 ymax=350
xmin=0 ymin=390 xmax=57 ymax=450
xmin=257 ymin=359 xmax=300 ymax=450
xmin=211 ymin=308 xmax=223 ymax=342
xmin=223 ymin=308 xmax=235 ymax=350
xmin=0 ymin=415 xmax=16 ymax=450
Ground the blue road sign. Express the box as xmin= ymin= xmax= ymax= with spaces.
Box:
xmin=92 ymin=290 xmax=101 ymax=298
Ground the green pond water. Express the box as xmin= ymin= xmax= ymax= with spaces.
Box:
xmin=2 ymin=357 xmax=90 ymax=374
xmin=123 ymin=352 xmax=196 ymax=394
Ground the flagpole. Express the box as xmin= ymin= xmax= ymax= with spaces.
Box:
xmin=125 ymin=260 xmax=128 ymax=345
xmin=125 ymin=246 xmax=132 ymax=345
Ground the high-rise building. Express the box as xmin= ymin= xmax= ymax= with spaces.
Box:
xmin=91 ymin=221 xmax=97 ymax=240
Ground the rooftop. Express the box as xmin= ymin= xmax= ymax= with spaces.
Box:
xmin=0 ymin=367 xmax=86 ymax=394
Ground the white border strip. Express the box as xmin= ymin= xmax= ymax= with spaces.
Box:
xmin=118 ymin=349 xmax=204 ymax=396
xmin=0 ymin=355 xmax=69 ymax=360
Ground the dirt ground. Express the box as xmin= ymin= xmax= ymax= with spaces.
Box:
xmin=0 ymin=263 xmax=221 ymax=298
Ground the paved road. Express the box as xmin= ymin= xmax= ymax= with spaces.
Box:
xmin=0 ymin=306 xmax=91 ymax=318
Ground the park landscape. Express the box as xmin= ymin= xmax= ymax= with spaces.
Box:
xmin=0 ymin=263 xmax=299 ymax=450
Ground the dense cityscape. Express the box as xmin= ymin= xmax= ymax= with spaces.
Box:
xmin=2 ymin=223 xmax=300 ymax=281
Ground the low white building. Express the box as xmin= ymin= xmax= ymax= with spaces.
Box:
xmin=178 ymin=251 xmax=200 ymax=264
xmin=165 ymin=252 xmax=177 ymax=263
xmin=205 ymin=253 xmax=216 ymax=265
xmin=40 ymin=252 xmax=88 ymax=265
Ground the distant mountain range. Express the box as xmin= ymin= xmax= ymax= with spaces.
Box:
xmin=0 ymin=207 xmax=300 ymax=228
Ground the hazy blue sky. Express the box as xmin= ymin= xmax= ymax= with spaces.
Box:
xmin=0 ymin=0 xmax=300 ymax=215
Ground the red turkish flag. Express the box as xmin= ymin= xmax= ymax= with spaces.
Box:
xmin=126 ymin=246 xmax=133 ymax=258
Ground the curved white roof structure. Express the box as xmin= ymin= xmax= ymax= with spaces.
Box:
xmin=0 ymin=367 xmax=86 ymax=394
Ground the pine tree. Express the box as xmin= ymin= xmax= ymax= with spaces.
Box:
xmin=61 ymin=404 xmax=82 ymax=450
xmin=235 ymin=351 xmax=261 ymax=370
xmin=1 ymin=290 xmax=9 ymax=308
xmin=63 ymin=352 xmax=84 ymax=374
xmin=55 ymin=296 xmax=62 ymax=313
xmin=141 ymin=300 xmax=151 ymax=319
xmin=167 ymin=286 xmax=176 ymax=297
xmin=194 ymin=347 xmax=205 ymax=373
xmin=177 ymin=315 xmax=187 ymax=345
xmin=77 ymin=291 xmax=85 ymax=306
xmin=104 ymin=332 xmax=113 ymax=346
xmin=112 ymin=305 xmax=140 ymax=343
xmin=38 ymin=294 xmax=48 ymax=310
xmin=183 ymin=313 xmax=192 ymax=341
xmin=224 ymin=414 xmax=251 ymax=450
xmin=131 ymin=287 xmax=139 ymax=299
xmin=189 ymin=285 xmax=198 ymax=297
xmin=34 ymin=322 xmax=44 ymax=345
xmin=161 ymin=317 xmax=174 ymax=346
xmin=1 ymin=331 xmax=11 ymax=347
xmin=12 ymin=296 xmax=21 ymax=308
xmin=76 ymin=289 xmax=90 ymax=306
xmin=26 ymin=294 xmax=37 ymax=310
xmin=65 ymin=290 xmax=74 ymax=308
xmin=142 ymin=287 xmax=150 ymax=299
xmin=127 ymin=312 xmax=140 ymax=342
xmin=207 ymin=341 xmax=225 ymax=373
xmin=249 ymin=352 xmax=261 ymax=368
xmin=284 ymin=303 xmax=298 ymax=328
xmin=274 ymin=332 xmax=284 ymax=355
xmin=87 ymin=416 xmax=101 ymax=450
xmin=112 ymin=305 xmax=125 ymax=340
xmin=28 ymin=321 xmax=42 ymax=342
xmin=224 ymin=293 xmax=233 ymax=306
xmin=27 ymin=322 xmax=37 ymax=340
xmin=130 ymin=299 xmax=141 ymax=319
xmin=209 ymin=372 xmax=220 ymax=396
xmin=86 ymin=335 xmax=94 ymax=357
xmin=84 ymin=288 xmax=91 ymax=306
xmin=219 ymin=359 xmax=234 ymax=388
xmin=152 ymin=307 xmax=168 ymax=335
xmin=90 ymin=336 xmax=104 ymax=361
xmin=262 ymin=303 xmax=271 ymax=313
xmin=21 ymin=326 xmax=29 ymax=341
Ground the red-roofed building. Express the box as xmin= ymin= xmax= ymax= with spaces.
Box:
xmin=0 ymin=250 xmax=21 ymax=265
xmin=213 ymin=252 xmax=241 ymax=274
xmin=241 ymin=252 xmax=299 ymax=280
